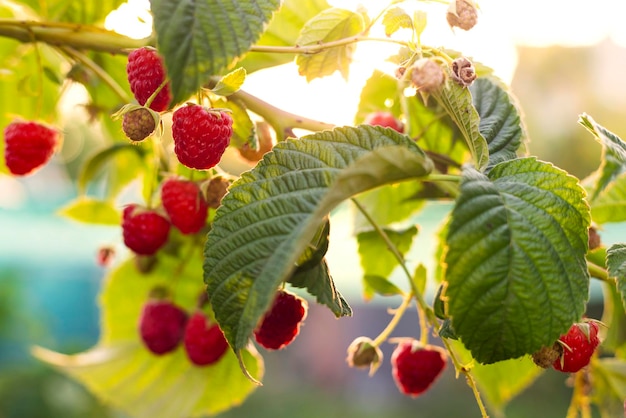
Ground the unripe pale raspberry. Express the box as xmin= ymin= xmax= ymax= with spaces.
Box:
xmin=4 ymin=120 xmax=58 ymax=176
xmin=451 ymin=57 xmax=477 ymax=87
xmin=446 ymin=0 xmax=478 ymax=31
xmin=172 ymin=105 xmax=233 ymax=170
xmin=346 ymin=336 xmax=383 ymax=375
xmin=411 ymin=58 xmax=445 ymax=94
xmin=122 ymin=107 xmax=156 ymax=141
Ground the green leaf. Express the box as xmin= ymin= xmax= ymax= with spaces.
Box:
xmin=78 ymin=143 xmax=146 ymax=196
xmin=363 ymin=275 xmax=404 ymax=297
xmin=354 ymin=70 xmax=402 ymax=124
xmin=288 ymin=258 xmax=352 ymax=317
xmin=449 ymin=339 xmax=543 ymax=414
xmin=48 ymin=0 xmax=126 ymax=24
xmin=151 ymin=0 xmax=281 ymax=104
xmin=579 ymin=113 xmax=626 ymax=201
xmin=34 ymin=256 xmax=263 ymax=418
xmin=204 ymin=125 xmax=433 ymax=357
xmin=58 ymin=197 xmax=121 ymax=225
xmin=238 ymin=0 xmax=331 ymax=73
xmin=431 ymin=77 xmax=489 ymax=170
xmin=411 ymin=263 xmax=427 ymax=296
xmin=470 ymin=78 xmax=525 ymax=171
xmin=382 ymin=7 xmax=412 ymax=37
xmin=353 ymin=183 xmax=425 ymax=231
xmin=590 ymin=173 xmax=626 ymax=223
xmin=356 ymin=226 xmax=418 ymax=300
xmin=591 ymin=357 xmax=626 ymax=417
xmin=295 ymin=8 xmax=365 ymax=82
xmin=444 ymin=157 xmax=590 ymax=364
xmin=607 ymin=243 xmax=626 ymax=312
xmin=210 ymin=67 xmax=246 ymax=96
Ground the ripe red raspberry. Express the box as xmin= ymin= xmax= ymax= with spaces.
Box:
xmin=4 ymin=120 xmax=58 ymax=176
xmin=172 ymin=105 xmax=233 ymax=170
xmin=122 ymin=204 xmax=171 ymax=256
xmin=126 ymin=47 xmax=172 ymax=112
xmin=391 ymin=340 xmax=447 ymax=397
xmin=138 ymin=298 xmax=188 ymax=355
xmin=254 ymin=290 xmax=308 ymax=350
xmin=161 ymin=178 xmax=209 ymax=234
xmin=364 ymin=111 xmax=404 ymax=133
xmin=553 ymin=321 xmax=600 ymax=373
xmin=183 ymin=311 xmax=229 ymax=366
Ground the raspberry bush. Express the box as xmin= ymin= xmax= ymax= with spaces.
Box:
xmin=2 ymin=1 xmax=626 ymax=417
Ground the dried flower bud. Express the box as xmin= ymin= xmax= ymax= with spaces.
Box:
xmin=588 ymin=226 xmax=601 ymax=250
xmin=346 ymin=337 xmax=383 ymax=376
xmin=446 ymin=0 xmax=478 ymax=31
xmin=451 ymin=57 xmax=477 ymax=87
xmin=531 ymin=343 xmax=562 ymax=369
xmin=204 ymin=176 xmax=231 ymax=209
xmin=410 ymin=58 xmax=445 ymax=94
xmin=395 ymin=66 xmax=407 ymax=80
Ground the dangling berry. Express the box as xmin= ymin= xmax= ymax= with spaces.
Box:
xmin=122 ymin=204 xmax=171 ymax=256
xmin=446 ymin=0 xmax=478 ymax=31
xmin=451 ymin=57 xmax=477 ymax=87
xmin=364 ymin=111 xmax=404 ymax=133
xmin=391 ymin=339 xmax=447 ymax=397
xmin=172 ymin=105 xmax=233 ymax=170
xmin=254 ymin=290 xmax=308 ymax=350
xmin=126 ymin=47 xmax=172 ymax=112
xmin=138 ymin=298 xmax=188 ymax=355
xmin=346 ymin=336 xmax=383 ymax=376
xmin=161 ymin=178 xmax=209 ymax=234
xmin=552 ymin=320 xmax=600 ymax=373
xmin=4 ymin=120 xmax=58 ymax=176
xmin=122 ymin=107 xmax=157 ymax=142
xmin=183 ymin=311 xmax=229 ymax=366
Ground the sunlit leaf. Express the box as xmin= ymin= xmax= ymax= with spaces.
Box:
xmin=382 ymin=7 xmax=412 ymax=37
xmin=445 ymin=158 xmax=590 ymax=363
xmin=204 ymin=125 xmax=433 ymax=360
xmin=590 ymin=173 xmax=626 ymax=224
xmin=78 ymin=143 xmax=146 ymax=195
xmin=295 ymin=8 xmax=365 ymax=81
xmin=48 ymin=0 xmax=126 ymax=24
xmin=354 ymin=70 xmax=402 ymax=124
xmin=34 ymin=255 xmax=263 ymax=418
xmin=151 ymin=0 xmax=281 ymax=103
xmin=58 ymin=197 xmax=121 ymax=225
xmin=210 ymin=67 xmax=246 ymax=96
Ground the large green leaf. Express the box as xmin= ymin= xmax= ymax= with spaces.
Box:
xmin=579 ymin=113 xmax=626 ymax=201
xmin=34 ymin=255 xmax=263 ymax=418
xmin=295 ymin=8 xmax=365 ymax=82
xmin=431 ymin=77 xmax=489 ymax=170
xmin=449 ymin=339 xmax=543 ymax=414
xmin=607 ymin=243 xmax=626 ymax=313
xmin=238 ymin=0 xmax=331 ymax=73
xmin=151 ymin=0 xmax=281 ymax=104
xmin=444 ymin=157 xmax=590 ymax=364
xmin=470 ymin=78 xmax=525 ymax=171
xmin=204 ymin=125 xmax=433 ymax=359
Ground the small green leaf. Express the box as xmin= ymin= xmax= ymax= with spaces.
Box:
xmin=449 ymin=339 xmax=543 ymax=414
xmin=411 ymin=263 xmax=427 ymax=296
xmin=363 ymin=275 xmax=404 ymax=297
xmin=356 ymin=226 xmax=418 ymax=301
xmin=607 ymin=243 xmax=626 ymax=312
xmin=382 ymin=7 xmax=412 ymax=37
xmin=210 ymin=67 xmax=246 ymax=96
xmin=295 ymin=8 xmax=365 ymax=81
xmin=78 ymin=143 xmax=146 ymax=195
xmin=204 ymin=125 xmax=433 ymax=357
xmin=590 ymin=173 xmax=626 ymax=223
xmin=353 ymin=183 xmax=425 ymax=232
xmin=34 ymin=256 xmax=263 ymax=418
xmin=470 ymin=78 xmax=525 ymax=171
xmin=445 ymin=158 xmax=590 ymax=363
xmin=431 ymin=76 xmax=489 ymax=170
xmin=354 ymin=70 xmax=401 ymax=124
xmin=413 ymin=10 xmax=427 ymax=38
xmin=151 ymin=0 xmax=281 ymax=103
xmin=238 ymin=0 xmax=331 ymax=73
xmin=58 ymin=197 xmax=121 ymax=225
xmin=579 ymin=113 xmax=626 ymax=201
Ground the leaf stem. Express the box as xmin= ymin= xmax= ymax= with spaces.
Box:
xmin=249 ymin=35 xmax=409 ymax=55
xmin=372 ymin=292 xmax=413 ymax=346
xmin=587 ymin=260 xmax=613 ymax=284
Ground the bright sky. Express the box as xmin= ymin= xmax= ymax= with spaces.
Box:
xmin=104 ymin=0 xmax=626 ymax=127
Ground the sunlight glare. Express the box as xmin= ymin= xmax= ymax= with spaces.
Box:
xmin=104 ymin=0 xmax=152 ymax=39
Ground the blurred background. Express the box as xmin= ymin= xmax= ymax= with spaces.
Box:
xmin=1 ymin=0 xmax=625 ymax=417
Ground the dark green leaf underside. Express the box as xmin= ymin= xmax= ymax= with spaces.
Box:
xmin=444 ymin=157 xmax=590 ymax=363
xmin=607 ymin=243 xmax=626 ymax=312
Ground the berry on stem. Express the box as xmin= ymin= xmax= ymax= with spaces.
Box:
xmin=161 ymin=178 xmax=209 ymax=234
xmin=183 ymin=311 xmax=229 ymax=366
xmin=363 ymin=111 xmax=404 ymax=133
xmin=172 ymin=104 xmax=233 ymax=170
xmin=138 ymin=297 xmax=188 ymax=355
xmin=391 ymin=339 xmax=447 ymax=398
xmin=122 ymin=107 xmax=157 ymax=142
xmin=126 ymin=47 xmax=172 ymax=112
xmin=4 ymin=120 xmax=58 ymax=176
xmin=122 ymin=204 xmax=171 ymax=256
xmin=254 ymin=290 xmax=308 ymax=350
xmin=552 ymin=320 xmax=600 ymax=373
